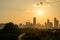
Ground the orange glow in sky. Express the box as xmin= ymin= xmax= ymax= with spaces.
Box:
xmin=0 ymin=0 xmax=60 ymax=24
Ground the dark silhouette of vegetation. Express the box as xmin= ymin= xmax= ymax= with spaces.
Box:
xmin=0 ymin=22 xmax=21 ymax=40
xmin=21 ymin=29 xmax=60 ymax=40
xmin=0 ymin=22 xmax=60 ymax=40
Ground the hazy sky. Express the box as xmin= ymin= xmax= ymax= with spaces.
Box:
xmin=0 ymin=0 xmax=60 ymax=24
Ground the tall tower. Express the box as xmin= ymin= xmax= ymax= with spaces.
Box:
xmin=46 ymin=19 xmax=53 ymax=29
xmin=54 ymin=18 xmax=59 ymax=29
xmin=33 ymin=17 xmax=36 ymax=25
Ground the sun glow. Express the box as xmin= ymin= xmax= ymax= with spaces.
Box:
xmin=32 ymin=9 xmax=44 ymax=16
xmin=37 ymin=10 xmax=43 ymax=15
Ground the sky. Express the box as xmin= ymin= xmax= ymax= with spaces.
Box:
xmin=0 ymin=0 xmax=60 ymax=24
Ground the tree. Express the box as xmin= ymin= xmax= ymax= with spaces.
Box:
xmin=3 ymin=22 xmax=19 ymax=33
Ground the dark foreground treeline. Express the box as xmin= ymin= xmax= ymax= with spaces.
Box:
xmin=0 ymin=22 xmax=60 ymax=40
xmin=0 ymin=22 xmax=21 ymax=40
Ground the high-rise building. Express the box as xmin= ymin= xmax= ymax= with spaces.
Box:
xmin=26 ymin=22 xmax=30 ymax=26
xmin=45 ymin=19 xmax=53 ymax=29
xmin=33 ymin=17 xmax=36 ymax=25
xmin=54 ymin=18 xmax=59 ymax=29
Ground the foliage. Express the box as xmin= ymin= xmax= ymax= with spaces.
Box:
xmin=0 ymin=22 xmax=60 ymax=40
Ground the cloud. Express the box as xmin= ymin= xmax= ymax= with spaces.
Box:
xmin=32 ymin=0 xmax=60 ymax=9
xmin=45 ymin=0 xmax=60 ymax=4
xmin=46 ymin=0 xmax=57 ymax=2
xmin=44 ymin=0 xmax=60 ymax=6
xmin=32 ymin=2 xmax=51 ymax=9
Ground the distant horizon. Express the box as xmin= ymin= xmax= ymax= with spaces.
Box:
xmin=0 ymin=17 xmax=60 ymax=25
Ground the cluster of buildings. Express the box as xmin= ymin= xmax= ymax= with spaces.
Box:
xmin=0 ymin=17 xmax=60 ymax=29
xmin=19 ymin=17 xmax=60 ymax=29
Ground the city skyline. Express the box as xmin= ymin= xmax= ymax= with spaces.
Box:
xmin=0 ymin=0 xmax=60 ymax=24
xmin=0 ymin=17 xmax=60 ymax=29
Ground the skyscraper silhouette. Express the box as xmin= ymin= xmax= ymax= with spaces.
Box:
xmin=26 ymin=22 xmax=30 ymax=27
xmin=54 ymin=18 xmax=59 ymax=29
xmin=45 ymin=19 xmax=53 ymax=29
xmin=33 ymin=17 xmax=36 ymax=25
